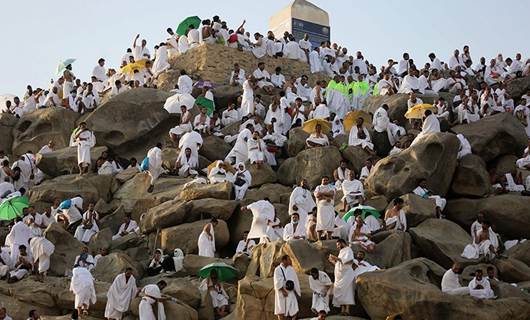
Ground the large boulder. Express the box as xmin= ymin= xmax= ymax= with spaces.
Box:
xmin=188 ymin=198 xmax=238 ymax=221
xmin=84 ymin=88 xmax=175 ymax=159
xmin=130 ymin=297 xmax=198 ymax=320
xmin=11 ymin=107 xmax=79 ymax=156
xmin=243 ymin=183 xmax=292 ymax=204
xmin=286 ymin=127 xmax=309 ymax=157
xmin=278 ymin=146 xmax=342 ymax=187
xmin=181 ymin=254 xmax=235 ymax=276
xmin=388 ymin=193 xmax=437 ymax=227
xmin=507 ymin=240 xmax=530 ymax=266
xmin=450 ymin=154 xmax=491 ymax=197
xmin=365 ymin=132 xmax=459 ymax=199
xmin=452 ymin=113 xmax=527 ymax=162
xmin=0 ymin=113 xmax=17 ymax=156
xmin=409 ymin=219 xmax=471 ymax=268
xmin=506 ymin=75 xmax=530 ymax=101
xmin=341 ymin=145 xmax=372 ymax=174
xmin=37 ymin=145 xmax=108 ymax=177
xmin=247 ymin=162 xmax=277 ymax=187
xmin=29 ymin=173 xmax=114 ymax=204
xmin=140 ymin=199 xmax=190 ymax=233
xmin=446 ymin=195 xmax=530 ymax=239
xmin=494 ymin=258 xmax=530 ymax=283
xmin=44 ymin=223 xmax=84 ymax=276
xmin=92 ymin=251 xmax=143 ymax=283
xmin=178 ymin=181 xmax=232 ymax=201
xmin=199 ymin=135 xmax=232 ymax=161
xmin=356 ymin=258 xmax=530 ymax=320
xmin=160 ymin=219 xmax=230 ymax=253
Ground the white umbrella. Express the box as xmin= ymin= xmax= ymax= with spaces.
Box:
xmin=0 ymin=94 xmax=16 ymax=113
xmin=163 ymin=92 xmax=195 ymax=113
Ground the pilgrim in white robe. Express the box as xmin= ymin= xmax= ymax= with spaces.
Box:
xmin=412 ymin=114 xmax=440 ymax=145
xmin=273 ymin=264 xmax=300 ymax=316
xmin=234 ymin=164 xmax=252 ymax=200
xmin=441 ymin=269 xmax=469 ymax=295
xmin=70 ymin=267 xmax=97 ymax=309
xmin=247 ymin=137 xmax=265 ymax=163
xmin=139 ymin=284 xmax=166 ymax=320
xmin=105 ymin=273 xmax=138 ymax=319
xmin=178 ymin=35 xmax=189 ymax=53
xmin=76 ymin=130 xmax=96 ymax=165
xmin=8 ymin=220 xmax=32 ymax=264
xmin=309 ymin=50 xmax=323 ymax=73
xmin=74 ymin=210 xmax=99 ymax=243
xmin=385 ymin=209 xmax=407 ymax=231
xmin=413 ymin=186 xmax=446 ymax=210
xmin=309 ymin=271 xmax=332 ymax=313
xmin=342 ymin=179 xmax=364 ymax=206
xmin=352 ymin=258 xmax=380 ymax=279
xmin=199 ymin=278 xmax=229 ymax=308
xmin=246 ymin=200 xmax=275 ymax=240
xmin=398 ymin=75 xmax=419 ymax=93
xmin=253 ymin=68 xmax=273 ymax=88
xmin=0 ymin=248 xmax=10 ymax=277
xmin=282 ymin=222 xmax=306 ymax=241
xmin=112 ymin=220 xmax=139 ymax=241
xmin=198 ymin=223 xmax=216 ymax=258
xmin=462 ymin=228 xmax=499 ymax=259
xmin=226 ymin=128 xmax=252 ymax=164
xmin=314 ymin=185 xmax=335 ymax=232
xmin=349 ymin=215 xmax=381 ymax=234
xmin=240 ymin=80 xmax=254 ymax=117
xmin=177 ymin=74 xmax=193 ymax=94
xmin=349 ymin=125 xmax=374 ymax=150
xmin=306 ymin=133 xmax=329 ymax=147
xmin=332 ymin=246 xmax=356 ymax=306
xmin=468 ymin=277 xmax=495 ymax=299
xmin=457 ymin=134 xmax=472 ymax=159
xmin=152 ymin=45 xmax=170 ymax=78
xmin=147 ymin=146 xmax=162 ymax=185
xmin=29 ymin=236 xmax=54 ymax=274
xmin=252 ymin=37 xmax=267 ymax=59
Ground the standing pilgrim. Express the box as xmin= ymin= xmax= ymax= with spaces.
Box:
xmin=308 ymin=268 xmax=332 ymax=314
xmin=288 ymin=179 xmax=316 ymax=229
xmin=70 ymin=267 xmax=97 ymax=316
xmin=146 ymin=143 xmax=163 ymax=193
xmin=139 ymin=281 xmax=168 ymax=320
xmin=329 ymin=239 xmax=355 ymax=315
xmin=74 ymin=122 xmax=96 ymax=175
xmin=105 ymin=267 xmax=138 ymax=320
xmin=198 ymin=218 xmax=218 ymax=258
xmin=314 ymin=176 xmax=335 ymax=240
xmin=273 ymin=255 xmax=300 ymax=320
xmin=244 ymin=199 xmax=275 ymax=242
xmin=29 ymin=236 xmax=55 ymax=281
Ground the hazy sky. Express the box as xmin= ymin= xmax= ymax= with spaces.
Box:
xmin=1 ymin=0 xmax=529 ymax=96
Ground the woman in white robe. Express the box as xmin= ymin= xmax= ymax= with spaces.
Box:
xmin=330 ymin=240 xmax=355 ymax=314
xmin=29 ymin=236 xmax=54 ymax=277
xmin=348 ymin=123 xmax=373 ymax=151
xmin=234 ymin=162 xmax=251 ymax=200
xmin=70 ymin=267 xmax=97 ymax=315
xmin=105 ymin=271 xmax=138 ymax=320
xmin=197 ymin=220 xmax=216 ymax=258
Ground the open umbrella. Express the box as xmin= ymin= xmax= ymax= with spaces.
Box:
xmin=199 ymin=262 xmax=238 ymax=281
xmin=120 ymin=59 xmax=149 ymax=76
xmin=404 ymin=104 xmax=436 ymax=120
xmin=343 ymin=110 xmax=372 ymax=131
xmin=302 ymin=118 xmax=331 ymax=135
xmin=164 ymin=93 xmax=195 ymax=113
xmin=195 ymin=96 xmax=215 ymax=116
xmin=56 ymin=58 xmax=76 ymax=75
xmin=195 ymin=80 xmax=215 ymax=89
xmin=177 ymin=16 xmax=201 ymax=36
xmin=0 ymin=196 xmax=29 ymax=221
xmin=342 ymin=205 xmax=380 ymax=222
xmin=0 ymin=94 xmax=16 ymax=112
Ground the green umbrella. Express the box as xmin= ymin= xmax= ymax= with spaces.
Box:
xmin=199 ymin=262 xmax=238 ymax=281
xmin=56 ymin=58 xmax=76 ymax=75
xmin=195 ymin=96 xmax=215 ymax=116
xmin=343 ymin=205 xmax=380 ymax=222
xmin=0 ymin=196 xmax=29 ymax=221
xmin=176 ymin=16 xmax=201 ymax=36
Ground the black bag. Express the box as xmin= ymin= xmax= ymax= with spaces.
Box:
xmin=280 ymin=267 xmax=295 ymax=291
xmin=234 ymin=176 xmax=246 ymax=187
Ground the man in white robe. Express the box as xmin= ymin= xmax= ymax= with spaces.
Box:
xmin=235 ymin=231 xmax=256 ymax=256
xmin=74 ymin=204 xmax=99 ymax=244
xmin=7 ymin=217 xmax=32 ymax=264
xmin=74 ymin=122 xmax=96 ymax=175
xmin=341 ymin=171 xmax=364 ymax=211
xmin=457 ymin=133 xmax=472 ymax=159
xmin=413 ymin=179 xmax=446 ymax=217
xmin=198 ymin=218 xmax=218 ymax=258
xmin=177 ymin=71 xmax=193 ymax=94
xmin=244 ymin=199 xmax=275 ymax=241
xmin=7 ymin=244 xmax=32 ymax=282
xmin=146 ymin=143 xmax=163 ymax=193
xmin=441 ymin=262 xmax=469 ymax=295
xmin=226 ymin=125 xmax=253 ymax=164
xmin=329 ymin=239 xmax=355 ymax=314
xmin=105 ymin=268 xmax=138 ymax=320
xmin=289 ymin=179 xmax=316 ymax=228
xmin=241 ymin=77 xmax=256 ymax=117
xmin=70 ymin=267 xmax=97 ymax=315
xmin=152 ymin=44 xmax=170 ymax=78
xmin=112 ymin=215 xmax=139 ymax=240
xmin=314 ymin=177 xmax=335 ymax=240
xmin=175 ymin=147 xmax=198 ymax=177
xmin=309 ymin=47 xmax=323 ymax=74
xmin=468 ymin=269 xmax=495 ymax=299
xmin=273 ymin=255 xmax=300 ymax=319
xmin=384 ymin=197 xmax=407 ymax=231
xmin=139 ymin=281 xmax=168 ymax=320
xmin=352 ymin=251 xmax=380 ymax=279
xmin=74 ymin=246 xmax=96 ymax=271
xmin=308 ymin=268 xmax=332 ymax=314
xmin=398 ymin=70 xmax=419 ymax=93
xmin=348 ymin=118 xmax=374 ymax=151
xmin=462 ymin=221 xmax=498 ymax=260
xmin=283 ymin=212 xmax=306 ymax=241
xmin=412 ymin=110 xmax=440 ymax=145
xmin=29 ymin=236 xmax=54 ymax=279
xmin=253 ymin=63 xmax=273 ymax=93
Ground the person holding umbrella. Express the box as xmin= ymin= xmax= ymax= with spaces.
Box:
xmin=199 ymin=269 xmax=230 ymax=318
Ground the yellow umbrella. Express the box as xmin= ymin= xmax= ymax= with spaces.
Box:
xmin=302 ymin=118 xmax=331 ymax=134
xmin=120 ymin=59 xmax=149 ymax=75
xmin=405 ymin=104 xmax=436 ymax=119
xmin=343 ymin=110 xmax=372 ymax=131
xmin=207 ymin=160 xmax=235 ymax=174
